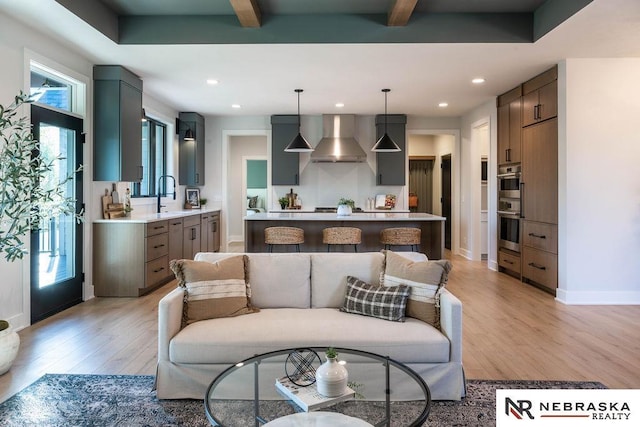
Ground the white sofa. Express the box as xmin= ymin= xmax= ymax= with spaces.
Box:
xmin=156 ymin=251 xmax=465 ymax=400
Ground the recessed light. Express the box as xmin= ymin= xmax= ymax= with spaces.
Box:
xmin=231 ymin=104 xmax=241 ymax=109
xmin=206 ymin=79 xmax=219 ymax=85
xmin=472 ymin=78 xmax=485 ymax=84
xmin=335 ymin=103 xmax=345 ymax=108
xmin=438 ymin=102 xmax=448 ymax=108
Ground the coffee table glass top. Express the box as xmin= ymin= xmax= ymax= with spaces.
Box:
xmin=205 ymin=347 xmax=431 ymax=427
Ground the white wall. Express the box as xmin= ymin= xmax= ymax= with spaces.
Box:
xmin=0 ymin=14 xmax=94 ymax=329
xmin=459 ymin=100 xmax=497 ymax=265
xmin=557 ymin=58 xmax=640 ymax=304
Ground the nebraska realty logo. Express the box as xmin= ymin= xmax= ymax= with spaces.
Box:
xmin=496 ymin=390 xmax=639 ymax=426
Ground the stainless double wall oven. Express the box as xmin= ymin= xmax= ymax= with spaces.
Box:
xmin=497 ymin=164 xmax=522 ymax=252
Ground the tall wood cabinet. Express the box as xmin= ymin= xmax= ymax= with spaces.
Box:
xmin=201 ymin=211 xmax=220 ymax=252
xmin=93 ymin=65 xmax=143 ymax=182
xmin=375 ymin=114 xmax=407 ymax=186
xmin=497 ymin=86 xmax=522 ymax=165
xmin=497 ymin=65 xmax=559 ymax=293
xmin=182 ymin=214 xmax=201 ymax=260
xmin=271 ymin=115 xmax=300 ymax=185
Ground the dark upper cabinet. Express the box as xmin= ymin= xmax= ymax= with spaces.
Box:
xmin=93 ymin=65 xmax=143 ymax=182
xmin=375 ymin=114 xmax=407 ymax=186
xmin=178 ymin=112 xmax=205 ymax=186
xmin=271 ymin=115 xmax=300 ymax=185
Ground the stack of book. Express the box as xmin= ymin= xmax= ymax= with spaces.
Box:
xmin=275 ymin=376 xmax=355 ymax=412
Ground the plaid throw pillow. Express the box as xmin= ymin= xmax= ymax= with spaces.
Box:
xmin=340 ymin=276 xmax=410 ymax=322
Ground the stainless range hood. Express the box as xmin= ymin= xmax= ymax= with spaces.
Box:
xmin=310 ymin=115 xmax=367 ymax=163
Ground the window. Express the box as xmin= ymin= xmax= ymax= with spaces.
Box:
xmin=132 ymin=115 xmax=167 ymax=197
xmin=30 ymin=69 xmax=73 ymax=112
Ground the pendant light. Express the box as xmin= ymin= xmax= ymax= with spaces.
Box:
xmin=372 ymin=88 xmax=401 ymax=152
xmin=285 ymin=89 xmax=314 ymax=152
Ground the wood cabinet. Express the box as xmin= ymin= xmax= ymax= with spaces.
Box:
xmin=497 ymin=86 xmax=522 ymax=165
xmin=178 ymin=112 xmax=205 ymax=186
xmin=201 ymin=211 xmax=221 ymax=252
xmin=271 ymin=115 xmax=300 ymax=185
xmin=522 ymin=66 xmax=558 ymax=127
xmin=93 ymin=65 xmax=143 ymax=182
xmin=93 ymin=220 xmax=172 ymax=297
xmin=521 ymin=118 xmax=558 ymax=225
xmin=182 ymin=214 xmax=201 ymax=259
xmin=168 ymin=217 xmax=184 ymax=261
xmin=375 ymin=114 xmax=407 ymax=186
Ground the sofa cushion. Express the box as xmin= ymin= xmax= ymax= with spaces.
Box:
xmin=195 ymin=252 xmax=311 ymax=308
xmin=310 ymin=252 xmax=385 ymax=308
xmin=169 ymin=256 xmax=258 ymax=325
xmin=340 ymin=276 xmax=410 ymax=322
xmin=382 ymin=251 xmax=452 ymax=329
xmin=169 ymin=308 xmax=450 ymax=365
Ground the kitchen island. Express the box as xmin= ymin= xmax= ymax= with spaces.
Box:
xmin=244 ymin=212 xmax=446 ymax=259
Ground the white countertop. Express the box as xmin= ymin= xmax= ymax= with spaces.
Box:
xmin=94 ymin=208 xmax=220 ymax=224
xmin=244 ymin=212 xmax=445 ymax=221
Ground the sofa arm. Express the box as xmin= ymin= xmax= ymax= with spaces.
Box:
xmin=439 ymin=289 xmax=462 ymax=363
xmin=158 ymin=287 xmax=184 ymax=363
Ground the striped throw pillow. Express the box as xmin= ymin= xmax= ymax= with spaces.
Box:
xmin=382 ymin=250 xmax=452 ymax=329
xmin=340 ymin=276 xmax=410 ymax=322
xmin=170 ymin=256 xmax=259 ymax=325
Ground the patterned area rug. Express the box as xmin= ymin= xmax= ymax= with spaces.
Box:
xmin=0 ymin=375 xmax=605 ymax=426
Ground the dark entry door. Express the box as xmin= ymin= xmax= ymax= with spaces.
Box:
xmin=441 ymin=155 xmax=452 ymax=250
xmin=30 ymin=105 xmax=84 ymax=323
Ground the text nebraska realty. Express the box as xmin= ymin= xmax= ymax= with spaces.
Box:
xmin=508 ymin=398 xmax=631 ymax=420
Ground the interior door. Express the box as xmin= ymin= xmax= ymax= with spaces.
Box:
xmin=441 ymin=155 xmax=452 ymax=250
xmin=30 ymin=105 xmax=84 ymax=323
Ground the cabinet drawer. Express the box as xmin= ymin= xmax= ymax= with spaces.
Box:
xmin=523 ymin=221 xmax=557 ymax=253
xmin=145 ymin=255 xmax=169 ymax=288
xmin=498 ymin=250 xmax=521 ymax=273
xmin=146 ymin=233 xmax=168 ymax=261
xmin=146 ymin=220 xmax=168 ymax=237
xmin=523 ymin=248 xmax=558 ymax=289
xmin=183 ymin=214 xmax=200 ymax=228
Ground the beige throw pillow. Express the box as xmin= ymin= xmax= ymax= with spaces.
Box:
xmin=382 ymin=250 xmax=452 ymax=329
xmin=170 ymin=256 xmax=259 ymax=325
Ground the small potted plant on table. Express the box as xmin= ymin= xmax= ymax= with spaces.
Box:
xmin=337 ymin=198 xmax=355 ymax=216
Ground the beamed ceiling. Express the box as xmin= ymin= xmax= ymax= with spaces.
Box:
xmin=1 ymin=0 xmax=639 ymax=117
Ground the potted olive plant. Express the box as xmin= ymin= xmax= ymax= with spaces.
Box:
xmin=0 ymin=92 xmax=83 ymax=374
xmin=337 ymin=198 xmax=355 ymax=216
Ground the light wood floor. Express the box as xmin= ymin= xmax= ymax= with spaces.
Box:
xmin=1 ymin=252 xmax=639 ymax=403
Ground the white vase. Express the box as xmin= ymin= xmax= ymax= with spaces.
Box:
xmin=336 ymin=205 xmax=352 ymax=216
xmin=0 ymin=325 xmax=20 ymax=375
xmin=315 ymin=356 xmax=348 ymax=397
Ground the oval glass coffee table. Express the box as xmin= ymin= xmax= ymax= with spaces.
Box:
xmin=205 ymin=347 xmax=431 ymax=427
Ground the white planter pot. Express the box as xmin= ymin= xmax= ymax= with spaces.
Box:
xmin=0 ymin=325 xmax=20 ymax=375
xmin=336 ymin=205 xmax=352 ymax=216
xmin=315 ymin=356 xmax=348 ymax=397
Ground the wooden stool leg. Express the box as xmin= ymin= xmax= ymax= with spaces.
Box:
xmin=327 ymin=244 xmax=331 ymax=252
xmin=354 ymin=245 xmax=358 ymax=253
xmin=296 ymin=244 xmax=300 ymax=252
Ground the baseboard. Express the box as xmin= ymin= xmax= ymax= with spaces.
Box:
xmin=458 ymin=248 xmax=472 ymax=260
xmin=487 ymin=260 xmax=498 ymax=271
xmin=556 ymin=289 xmax=640 ymax=305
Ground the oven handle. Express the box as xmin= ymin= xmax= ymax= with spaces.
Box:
xmin=520 ymin=182 xmax=525 ymax=218
xmin=497 ymin=172 xmax=520 ymax=179
xmin=497 ymin=211 xmax=520 ymax=216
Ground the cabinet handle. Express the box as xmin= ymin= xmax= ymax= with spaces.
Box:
xmin=528 ymin=233 xmax=546 ymax=239
xmin=213 ymin=222 xmax=217 ymax=232
xmin=519 ymin=182 xmax=525 ymax=218
xmin=153 ymin=244 xmax=165 ymax=249
xmin=295 ymin=174 xmax=299 ymax=185
xmin=378 ymin=174 xmax=382 ymax=185
xmin=138 ymin=166 xmax=144 ymax=181
xmin=533 ymin=104 xmax=538 ymax=120
xmin=528 ymin=262 xmax=546 ymax=271
xmin=191 ymin=228 xmax=196 ymax=240
xmin=506 ymin=148 xmax=511 ymax=162
xmin=503 ymin=259 xmax=514 ymax=265
xmin=195 ymin=173 xmax=200 ymax=184
xmin=172 ymin=222 xmax=181 ymax=226
xmin=153 ymin=267 xmax=165 ymax=273
xmin=153 ymin=225 xmax=165 ymax=230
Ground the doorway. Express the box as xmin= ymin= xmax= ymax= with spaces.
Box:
xmin=408 ymin=157 xmax=434 ymax=213
xmin=441 ymin=155 xmax=452 ymax=250
xmin=30 ymin=105 xmax=84 ymax=323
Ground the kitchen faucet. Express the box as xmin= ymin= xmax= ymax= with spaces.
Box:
xmin=157 ymin=175 xmax=176 ymax=213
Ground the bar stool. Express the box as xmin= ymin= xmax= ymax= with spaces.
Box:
xmin=380 ymin=227 xmax=421 ymax=252
xmin=264 ymin=227 xmax=304 ymax=252
xmin=322 ymin=227 xmax=362 ymax=252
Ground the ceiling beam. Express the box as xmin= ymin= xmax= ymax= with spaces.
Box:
xmin=229 ymin=0 xmax=261 ymax=28
xmin=388 ymin=0 xmax=419 ymax=26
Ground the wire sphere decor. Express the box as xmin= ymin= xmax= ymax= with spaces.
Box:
xmin=285 ymin=348 xmax=321 ymax=387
